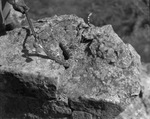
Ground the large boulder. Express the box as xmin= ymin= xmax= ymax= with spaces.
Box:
xmin=0 ymin=15 xmax=142 ymax=119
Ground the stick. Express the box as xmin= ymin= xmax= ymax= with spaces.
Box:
xmin=25 ymin=12 xmax=37 ymax=42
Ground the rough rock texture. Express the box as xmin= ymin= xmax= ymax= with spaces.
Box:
xmin=115 ymin=63 xmax=150 ymax=119
xmin=0 ymin=15 xmax=142 ymax=119
xmin=25 ymin=0 xmax=150 ymax=63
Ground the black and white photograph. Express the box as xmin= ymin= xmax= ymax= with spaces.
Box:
xmin=0 ymin=0 xmax=150 ymax=118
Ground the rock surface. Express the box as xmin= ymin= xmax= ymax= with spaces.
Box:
xmin=0 ymin=15 xmax=143 ymax=119
xmin=115 ymin=63 xmax=150 ymax=119
xmin=25 ymin=0 xmax=150 ymax=63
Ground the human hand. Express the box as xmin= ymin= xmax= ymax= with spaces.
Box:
xmin=13 ymin=0 xmax=29 ymax=14
xmin=8 ymin=0 xmax=29 ymax=14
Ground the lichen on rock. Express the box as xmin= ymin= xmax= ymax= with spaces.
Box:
xmin=0 ymin=15 xmax=142 ymax=119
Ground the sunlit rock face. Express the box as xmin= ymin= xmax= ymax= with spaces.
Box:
xmin=0 ymin=15 xmax=142 ymax=119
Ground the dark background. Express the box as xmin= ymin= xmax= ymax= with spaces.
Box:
xmin=25 ymin=0 xmax=150 ymax=63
